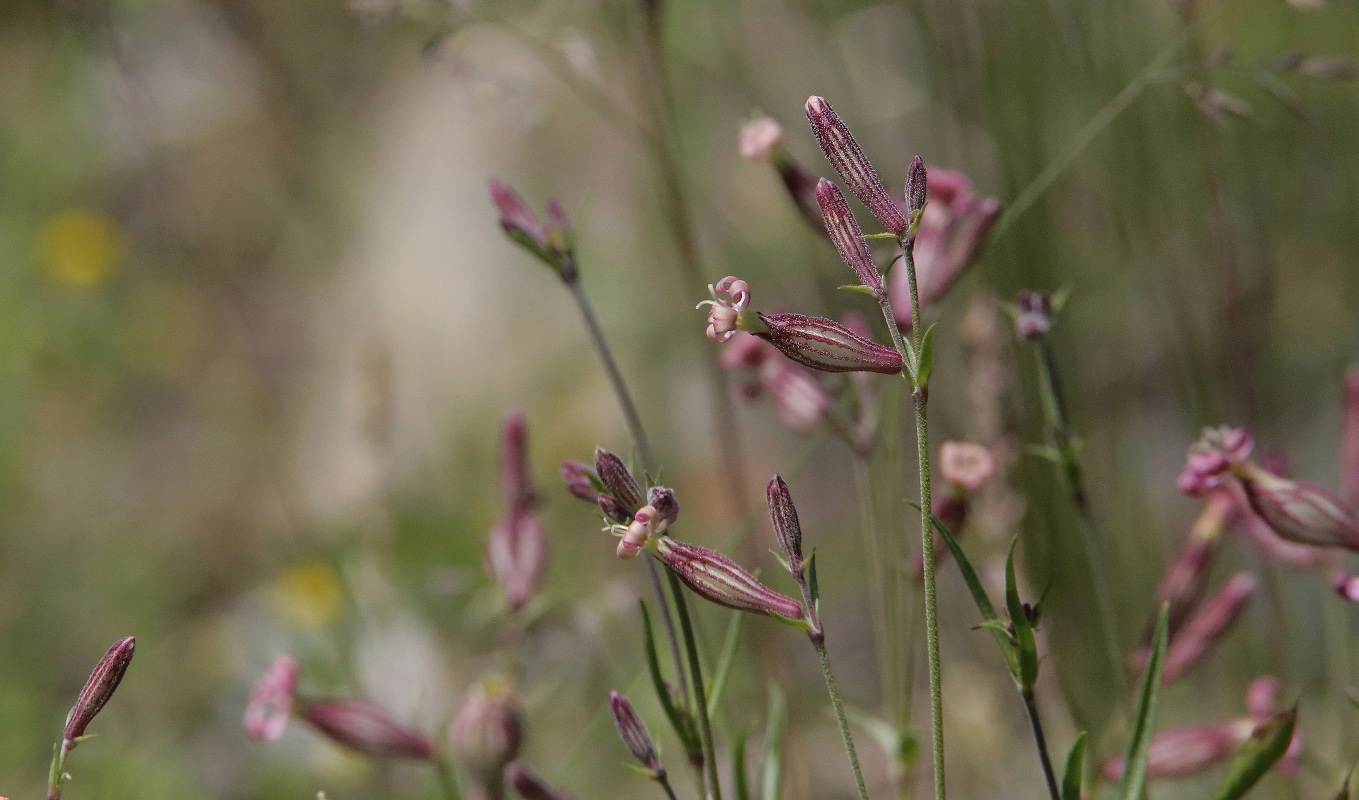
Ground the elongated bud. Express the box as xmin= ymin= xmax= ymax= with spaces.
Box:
xmin=245 ymin=654 xmax=300 ymax=742
xmin=594 ymin=448 xmax=644 ymax=512
xmin=653 ymin=537 xmax=803 ymax=620
xmin=303 ymin=700 xmax=433 ymax=760
xmin=64 ymin=636 xmax=135 ymax=745
xmin=766 ymin=475 xmax=804 ymax=579
xmin=451 ymin=677 xmax=525 ymax=786
xmin=762 ymin=362 xmax=831 ymax=434
xmin=609 ymin=691 xmax=664 ymax=779
xmin=805 ymin=97 xmax=908 ymax=235
xmin=756 ymin=313 xmax=903 ymax=374
xmin=501 ymin=413 xmax=534 ymax=511
xmin=507 ymin=762 xmax=576 ymax=800
xmin=488 ymin=509 xmax=546 ymax=611
xmin=816 ymin=179 xmax=883 ymax=293
xmin=906 ymin=156 xmax=927 ymax=219
xmin=1341 ymin=367 xmax=1359 ymax=510
xmin=1013 ymin=290 xmax=1055 ymax=341
xmin=1159 ymin=572 xmax=1256 ymax=684
xmin=561 ymin=461 xmax=601 ymax=503
xmin=1102 ymin=721 xmax=1252 ymax=781
xmin=774 ymin=154 xmax=827 ymax=233
xmin=488 ymin=180 xmax=576 ymax=282
xmin=1236 ymin=463 xmax=1359 ymax=551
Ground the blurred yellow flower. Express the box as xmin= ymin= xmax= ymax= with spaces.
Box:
xmin=272 ymin=562 xmax=345 ymax=629
xmin=37 ymin=210 xmax=126 ymax=288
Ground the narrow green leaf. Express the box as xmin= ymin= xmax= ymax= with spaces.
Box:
xmin=733 ymin=731 xmax=752 ymax=800
xmin=1211 ymin=708 xmax=1297 ymax=800
xmin=639 ymin=601 xmax=699 ymax=758
xmin=1005 ymin=537 xmax=1040 ymax=690
xmin=837 ymin=284 xmax=878 ymax=295
xmin=761 ymin=685 xmax=788 ymax=800
xmin=916 ymin=323 xmax=937 ymax=389
xmin=1119 ymin=604 xmax=1170 ymax=800
xmin=806 ymin=550 xmax=820 ymax=609
xmin=861 ymin=232 xmax=899 ymax=240
xmin=1061 ymin=731 xmax=1087 ymax=800
xmin=707 ymin=611 xmax=746 ymax=718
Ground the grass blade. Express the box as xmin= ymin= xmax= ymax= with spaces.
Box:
xmin=1119 ymin=604 xmax=1170 ymax=800
xmin=760 ymin=685 xmax=787 ymax=800
xmin=1061 ymin=731 xmax=1087 ymax=800
xmin=639 ymin=601 xmax=699 ymax=758
xmin=1211 ymin=708 xmax=1297 ymax=800
xmin=707 ymin=608 xmax=746 ymax=718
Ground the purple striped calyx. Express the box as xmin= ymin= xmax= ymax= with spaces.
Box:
xmin=756 ymin=313 xmax=903 ymax=374
xmin=1235 ymin=463 xmax=1359 ymax=551
xmin=805 ymin=96 xmax=908 ymax=236
xmin=63 ymin=636 xmax=135 ymax=745
xmin=766 ymin=475 xmax=804 ymax=579
xmin=816 ymin=179 xmax=883 ymax=295
xmin=609 ymin=691 xmax=664 ymax=779
xmin=653 ymin=537 xmax=804 ymax=622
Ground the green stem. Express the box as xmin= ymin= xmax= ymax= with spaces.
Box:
xmin=852 ymin=455 xmax=897 ymax=721
xmin=672 ymin=572 xmax=722 ymax=800
xmin=568 ymin=281 xmax=657 ymax=469
xmin=814 ymin=636 xmax=871 ymax=800
xmin=434 ymin=754 xmax=464 ymax=800
xmin=1021 ymin=689 xmax=1061 ymax=800
xmin=660 ymin=775 xmax=682 ymax=800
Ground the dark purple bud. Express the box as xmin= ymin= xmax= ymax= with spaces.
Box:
xmin=561 ymin=460 xmax=601 ymax=503
xmin=303 ymin=699 xmax=433 ymax=760
xmin=756 ymin=313 xmax=903 ymax=375
xmin=816 ymin=179 xmax=883 ymax=293
xmin=63 ymin=636 xmax=135 ymax=745
xmin=906 ymin=156 xmax=927 ymax=219
xmin=599 ymin=495 xmax=631 ymax=525
xmin=594 ymin=448 xmax=644 ymax=512
xmin=805 ymin=96 xmax=908 ymax=236
xmin=1013 ymin=291 xmax=1055 ymax=341
xmin=609 ymin=691 xmax=664 ymax=779
xmin=647 ymin=487 xmax=680 ymax=529
xmin=654 ymin=537 xmax=803 ymax=620
xmin=507 ymin=762 xmax=577 ymax=800
xmin=766 ymin=475 xmax=804 ymax=579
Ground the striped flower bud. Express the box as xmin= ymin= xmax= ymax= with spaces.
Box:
xmin=653 ymin=537 xmax=803 ymax=620
xmin=303 ymin=699 xmax=434 ymax=761
xmin=805 ymin=96 xmax=908 ymax=236
xmin=63 ymin=636 xmax=135 ymax=746
xmin=766 ymin=475 xmax=805 ymax=579
xmin=1159 ymin=572 xmax=1256 ymax=684
xmin=906 ymin=156 xmax=928 ymax=220
xmin=245 ymin=654 xmax=300 ymax=742
xmin=755 ymin=313 xmax=903 ymax=375
xmin=1235 ymin=463 xmax=1359 ymax=551
xmin=560 ymin=461 xmax=601 ymax=503
xmin=646 ymin=487 xmax=680 ymax=529
xmin=594 ymin=448 xmax=644 ymax=513
xmin=609 ymin=691 xmax=664 ymax=779
xmin=488 ymin=180 xmax=576 ymax=282
xmin=816 ymin=179 xmax=883 ymax=294
xmin=450 ymin=678 xmax=525 ymax=786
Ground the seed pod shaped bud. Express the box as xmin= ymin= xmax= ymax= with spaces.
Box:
xmin=762 ymin=362 xmax=831 ymax=434
xmin=507 ymin=762 xmax=577 ymax=800
xmin=451 ymin=677 xmax=525 ymax=786
xmin=245 ymin=654 xmax=300 ymax=742
xmin=756 ymin=313 xmax=903 ymax=374
xmin=766 ymin=475 xmax=804 ymax=579
xmin=488 ymin=509 xmax=546 ymax=612
xmin=805 ymin=96 xmax=908 ymax=236
xmin=938 ymin=441 xmax=996 ymax=492
xmin=654 ymin=537 xmax=803 ymax=620
xmin=64 ymin=636 xmax=135 ymax=745
xmin=739 ymin=117 xmax=783 ymax=162
xmin=1159 ymin=572 xmax=1256 ymax=684
xmin=609 ymin=691 xmax=664 ymax=779
xmin=561 ymin=461 xmax=601 ymax=503
xmin=906 ymin=156 xmax=927 ymax=219
xmin=1341 ymin=367 xmax=1359 ymax=510
xmin=594 ymin=448 xmax=644 ymax=513
xmin=647 ymin=487 xmax=680 ymax=530
xmin=1013 ymin=291 xmax=1055 ymax=341
xmin=774 ymin=154 xmax=827 ymax=234
xmin=501 ymin=413 xmax=535 ymax=512
xmin=816 ymin=179 xmax=883 ymax=294
xmin=1236 ymin=463 xmax=1359 ymax=551
xmin=488 ymin=181 xmax=576 ymax=282
xmin=303 ymin=700 xmax=433 ymax=760
xmin=1102 ymin=721 xmax=1253 ymax=781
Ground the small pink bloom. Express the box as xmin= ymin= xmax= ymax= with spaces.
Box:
xmin=305 ymin=699 xmax=433 ymax=760
xmin=698 ymin=277 xmax=752 ymax=343
xmin=1102 ymin=721 xmax=1252 ymax=781
xmin=938 ymin=441 xmax=996 ymax=492
xmin=719 ymin=332 xmax=775 ymax=370
xmin=739 ymin=117 xmax=783 ymax=162
xmin=1012 ymin=290 xmax=1055 ymax=341
xmin=488 ymin=180 xmax=576 ymax=280
xmin=1245 ymin=676 xmax=1282 ymax=721
xmin=245 ymin=654 xmax=299 ymax=742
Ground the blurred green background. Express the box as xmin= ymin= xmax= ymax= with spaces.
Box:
xmin=2 ymin=0 xmax=1357 ymax=797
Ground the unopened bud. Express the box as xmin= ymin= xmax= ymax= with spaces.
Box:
xmin=1341 ymin=367 xmax=1359 ymax=510
xmin=63 ymin=636 xmax=135 ymax=745
xmin=1160 ymin=572 xmax=1256 ymax=684
xmin=766 ymin=475 xmax=805 ymax=579
xmin=245 ymin=654 xmax=300 ymax=742
xmin=561 ymin=461 xmax=601 ymax=503
xmin=1013 ymin=291 xmax=1054 ymax=341
xmin=609 ymin=691 xmax=664 ymax=779
xmin=646 ymin=487 xmax=680 ymax=529
xmin=774 ymin=155 xmax=827 ymax=233
xmin=654 ymin=537 xmax=803 ymax=620
xmin=595 ymin=448 xmax=644 ymax=512
xmin=906 ymin=156 xmax=927 ymax=219
xmin=488 ymin=181 xmax=576 ymax=282
xmin=1102 ymin=721 xmax=1251 ymax=781
xmin=805 ymin=96 xmax=908 ymax=236
xmin=451 ymin=678 xmax=525 ymax=785
xmin=816 ymin=179 xmax=883 ymax=294
xmin=488 ymin=509 xmax=546 ymax=612
xmin=1236 ymin=463 xmax=1359 ymax=551
xmin=303 ymin=699 xmax=433 ymax=760
xmin=756 ymin=313 xmax=903 ymax=374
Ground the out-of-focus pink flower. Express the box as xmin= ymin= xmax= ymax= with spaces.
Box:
xmin=1335 ymin=572 xmax=1359 ymax=602
xmin=939 ymin=441 xmax=996 ymax=492
xmin=697 ymin=277 xmax=752 ymax=343
xmin=718 ymin=332 xmax=773 ymax=370
xmin=451 ymin=678 xmax=525 ymax=787
xmin=805 ymin=96 xmax=908 ymax=236
xmin=1246 ymin=676 xmax=1282 ymax=721
xmin=1102 ymin=721 xmax=1253 ymax=781
xmin=739 ymin=117 xmax=783 ymax=162
xmin=891 ymin=169 xmax=999 ymax=330
xmin=489 ymin=414 xmax=546 ymax=612
xmin=245 ymin=654 xmax=299 ymax=742
xmin=1236 ymin=463 xmax=1359 ymax=552
xmin=304 ymin=699 xmax=434 ymax=761
xmin=761 ymin=361 xmax=832 ymax=433
xmin=1012 ymin=290 xmax=1055 ymax=342
xmin=1159 ymin=572 xmax=1255 ymax=684
xmin=1178 ymin=426 xmax=1256 ymax=496
xmin=1341 ymin=367 xmax=1359 ymax=510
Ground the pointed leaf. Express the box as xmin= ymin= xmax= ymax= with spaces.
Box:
xmin=838 ymin=284 xmax=879 ymax=296
xmin=1005 ymin=537 xmax=1040 ymax=690
xmin=761 ymin=685 xmax=787 ymax=800
xmin=733 ymin=731 xmax=752 ymax=800
xmin=916 ymin=323 xmax=937 ymax=389
xmin=639 ymin=601 xmax=699 ymax=758
xmin=707 ymin=610 xmax=747 ymax=718
xmin=1061 ymin=731 xmax=1087 ymax=800
xmin=1119 ymin=604 xmax=1170 ymax=800
xmin=1211 ymin=708 xmax=1297 ymax=800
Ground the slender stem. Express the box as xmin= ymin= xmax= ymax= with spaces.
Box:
xmin=813 ymin=636 xmax=871 ymax=800
xmin=852 ymin=455 xmax=896 ymax=720
xmin=434 ymin=754 xmax=464 ymax=800
xmin=659 ymin=775 xmax=682 ymax=800
xmin=1021 ymin=689 xmax=1061 ymax=800
xmin=877 ymin=238 xmax=944 ymax=800
xmin=568 ymin=281 xmax=657 ymax=469
xmin=672 ymin=572 xmax=722 ymax=800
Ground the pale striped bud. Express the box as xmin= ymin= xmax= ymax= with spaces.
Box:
xmin=64 ymin=636 xmax=135 ymax=745
xmin=1102 ymin=721 xmax=1252 ymax=781
xmin=1160 ymin=572 xmax=1256 ymax=684
xmin=816 ymin=179 xmax=883 ymax=293
xmin=304 ymin=700 xmax=433 ymax=760
xmin=756 ymin=313 xmax=903 ymax=374
xmin=501 ymin=412 xmax=534 ymax=511
xmin=451 ymin=678 xmax=524 ymax=786
xmin=609 ymin=691 xmax=664 ymax=779
xmin=1236 ymin=463 xmax=1359 ymax=551
xmin=653 ymin=537 xmax=803 ymax=620
xmin=805 ymin=96 xmax=908 ymax=235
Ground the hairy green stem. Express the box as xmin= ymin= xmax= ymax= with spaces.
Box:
xmin=814 ymin=635 xmax=871 ymax=800
xmin=1021 ymin=689 xmax=1061 ymax=800
xmin=569 ymin=281 xmax=657 ymax=469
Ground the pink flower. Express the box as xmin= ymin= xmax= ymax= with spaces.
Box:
xmin=1178 ymin=426 xmax=1256 ymax=496
xmin=245 ymin=654 xmax=299 ymax=742
xmin=697 ymin=277 xmax=751 ymax=343
xmin=739 ymin=117 xmax=783 ymax=162
xmin=938 ymin=441 xmax=997 ymax=492
xmin=304 ymin=699 xmax=434 ymax=761
xmin=1159 ymin=572 xmax=1256 ymax=684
